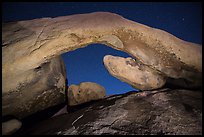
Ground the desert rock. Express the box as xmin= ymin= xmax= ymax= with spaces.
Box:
xmin=2 ymin=119 xmax=22 ymax=135
xmin=103 ymin=55 xmax=166 ymax=90
xmin=2 ymin=12 xmax=201 ymax=93
xmin=2 ymin=12 xmax=202 ymax=120
xmin=2 ymin=56 xmax=66 ymax=119
xmin=68 ymin=82 xmax=106 ymax=106
xmin=14 ymin=89 xmax=202 ymax=135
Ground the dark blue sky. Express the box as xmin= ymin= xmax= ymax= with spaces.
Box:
xmin=2 ymin=2 xmax=202 ymax=95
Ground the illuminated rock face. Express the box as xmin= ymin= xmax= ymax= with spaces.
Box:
xmin=68 ymin=82 xmax=106 ymax=106
xmin=103 ymin=55 xmax=166 ymax=90
xmin=2 ymin=56 xmax=66 ymax=119
xmin=2 ymin=12 xmax=202 ymax=119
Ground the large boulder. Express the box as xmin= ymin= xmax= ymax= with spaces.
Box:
xmin=14 ymin=89 xmax=202 ymax=135
xmin=68 ymin=82 xmax=106 ymax=106
xmin=103 ymin=55 xmax=166 ymax=90
xmin=2 ymin=56 xmax=66 ymax=119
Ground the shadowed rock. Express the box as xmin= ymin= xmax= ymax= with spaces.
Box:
xmin=2 ymin=119 xmax=22 ymax=135
xmin=14 ymin=89 xmax=202 ymax=135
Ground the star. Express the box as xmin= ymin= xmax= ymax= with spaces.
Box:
xmin=182 ymin=18 xmax=185 ymax=21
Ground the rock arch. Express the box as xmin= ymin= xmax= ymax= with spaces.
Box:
xmin=2 ymin=12 xmax=202 ymax=118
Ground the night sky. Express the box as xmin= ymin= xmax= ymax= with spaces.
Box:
xmin=2 ymin=2 xmax=202 ymax=95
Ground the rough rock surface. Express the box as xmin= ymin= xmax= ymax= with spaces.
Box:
xmin=14 ymin=89 xmax=202 ymax=135
xmin=2 ymin=12 xmax=202 ymax=95
xmin=2 ymin=12 xmax=202 ymax=120
xmin=2 ymin=119 xmax=22 ymax=135
xmin=68 ymin=82 xmax=106 ymax=106
xmin=2 ymin=56 xmax=67 ymax=119
xmin=103 ymin=55 xmax=166 ymax=90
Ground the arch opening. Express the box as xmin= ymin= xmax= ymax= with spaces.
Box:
xmin=61 ymin=43 xmax=138 ymax=95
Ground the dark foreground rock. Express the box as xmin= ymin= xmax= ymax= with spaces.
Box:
xmin=15 ymin=89 xmax=202 ymax=135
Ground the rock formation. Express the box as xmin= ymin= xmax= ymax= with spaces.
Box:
xmin=2 ymin=12 xmax=202 ymax=94
xmin=103 ymin=55 xmax=166 ymax=90
xmin=2 ymin=56 xmax=66 ymax=119
xmin=2 ymin=119 xmax=22 ymax=135
xmin=68 ymin=82 xmax=106 ymax=106
xmin=14 ymin=89 xmax=202 ymax=135
xmin=2 ymin=12 xmax=202 ymax=134
xmin=103 ymin=54 xmax=202 ymax=90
